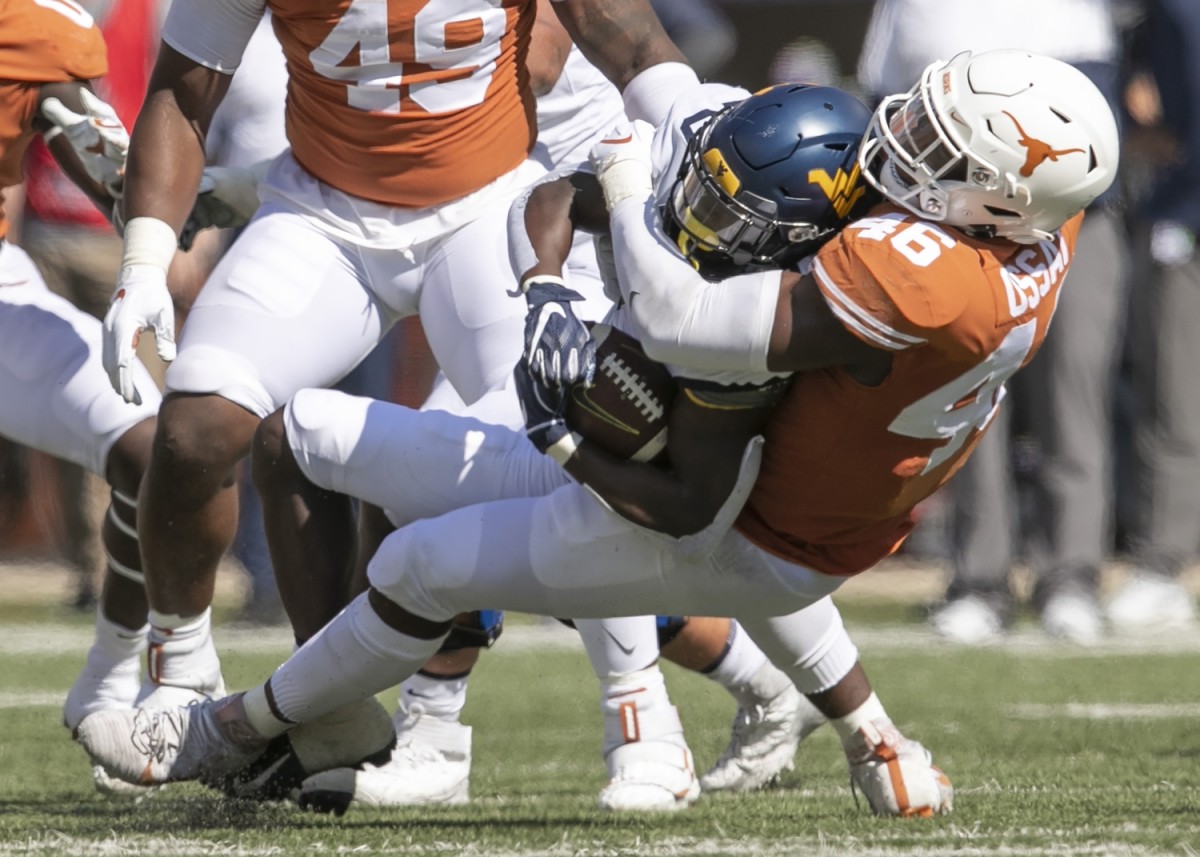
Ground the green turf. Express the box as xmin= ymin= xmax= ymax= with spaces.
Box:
xmin=1 ymin=622 xmax=1198 ymax=856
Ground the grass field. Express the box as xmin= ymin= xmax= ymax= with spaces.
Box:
xmin=1 ymin=565 xmax=1198 ymax=857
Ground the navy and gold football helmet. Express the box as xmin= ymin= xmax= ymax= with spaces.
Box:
xmin=664 ymin=83 xmax=874 ymax=281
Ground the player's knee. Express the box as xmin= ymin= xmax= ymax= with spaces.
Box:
xmin=280 ymin=388 xmax=361 ymax=490
xmin=104 ymin=416 xmax=156 ymax=497
xmin=251 ymin=407 xmax=299 ymax=494
xmin=152 ymin=394 xmax=255 ymax=481
xmin=368 ymin=524 xmax=451 ymax=621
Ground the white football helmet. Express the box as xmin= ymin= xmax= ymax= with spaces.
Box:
xmin=858 ymin=49 xmax=1119 ymax=243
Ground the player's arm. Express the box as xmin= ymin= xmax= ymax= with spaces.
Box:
xmin=508 ymin=171 xmax=609 ymax=387
xmin=34 ymin=81 xmax=120 ymax=219
xmin=549 ymin=0 xmax=685 ymax=90
xmin=124 ymin=45 xmax=232 ymax=233
xmin=568 ymin=384 xmax=779 ymax=537
xmin=529 ymin=0 xmax=573 ymax=97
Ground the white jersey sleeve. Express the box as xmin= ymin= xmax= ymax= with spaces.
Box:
xmin=161 ymin=0 xmax=265 ymax=74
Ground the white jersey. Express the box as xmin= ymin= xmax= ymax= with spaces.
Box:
xmin=205 ymin=13 xmax=288 ymax=169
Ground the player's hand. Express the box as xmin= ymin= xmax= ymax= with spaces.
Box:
xmin=513 ymin=356 xmax=581 ymax=466
xmin=589 ymin=120 xmax=655 ymax=211
xmin=179 ymin=162 xmax=267 ymax=250
xmin=41 ymin=89 xmax=129 ymax=197
xmin=102 ymin=265 xmax=176 ymax=405
xmin=521 ymin=276 xmax=595 ymax=389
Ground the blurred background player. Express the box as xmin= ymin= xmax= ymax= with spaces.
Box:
xmin=858 ymin=0 xmax=1130 ymax=644
xmin=1114 ymin=0 xmax=1200 ymax=631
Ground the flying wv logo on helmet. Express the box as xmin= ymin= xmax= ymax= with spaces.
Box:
xmin=663 ymin=83 xmax=874 ymax=281
xmin=809 ymin=162 xmax=867 ymax=219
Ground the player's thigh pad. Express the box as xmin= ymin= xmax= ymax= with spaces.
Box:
xmin=285 ymin=387 xmax=566 ymax=527
xmin=166 ymin=204 xmax=399 ymax=417
xmin=0 ymin=246 xmax=159 ymax=475
xmin=368 ymin=482 xmax=831 ymax=623
xmin=408 ymin=201 xmax=527 ymax=404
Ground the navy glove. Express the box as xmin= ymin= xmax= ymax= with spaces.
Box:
xmin=521 ymin=276 xmax=596 ymax=389
xmin=513 ymin=356 xmax=581 ymax=465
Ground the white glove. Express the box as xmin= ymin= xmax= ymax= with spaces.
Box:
xmin=41 ymin=89 xmax=130 ymax=197
xmin=589 ymin=120 xmax=655 ymax=211
xmin=103 ymin=265 xmax=176 ymax=405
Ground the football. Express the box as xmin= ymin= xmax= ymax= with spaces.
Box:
xmin=566 ymin=323 xmax=675 ymax=463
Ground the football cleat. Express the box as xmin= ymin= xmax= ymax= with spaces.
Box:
xmin=221 ymin=697 xmax=396 ymax=801
xmin=1105 ymin=573 xmax=1197 ymax=631
xmin=597 ymin=695 xmax=699 ymax=812
xmin=700 ymin=683 xmax=826 ymax=793
xmin=1041 ymin=589 xmax=1103 ymax=645
xmin=929 ymin=595 xmax=1005 ymax=644
xmin=845 ymin=719 xmax=953 ymax=817
xmin=298 ymin=704 xmax=470 ymax=815
xmin=75 ymin=695 xmax=267 ymax=786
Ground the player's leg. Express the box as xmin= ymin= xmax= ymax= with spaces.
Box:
xmin=737 ymin=602 xmax=953 ymax=817
xmin=136 ymin=204 xmax=397 ymax=708
xmin=0 ymin=245 xmax=161 ymax=791
xmin=658 ymin=616 xmax=824 ymax=793
xmin=573 ymin=617 xmax=700 ymax=811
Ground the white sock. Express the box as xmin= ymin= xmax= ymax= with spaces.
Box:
xmin=830 ymin=692 xmax=888 ymax=748
xmin=243 ymin=591 xmax=444 ymax=737
xmin=703 ymin=622 xmax=792 ymax=708
xmin=93 ymin=609 xmax=149 ymax=662
xmin=576 ymin=617 xmax=660 ymax=677
xmin=400 ymin=671 xmax=469 ymax=722
xmin=146 ymin=607 xmax=221 ymax=691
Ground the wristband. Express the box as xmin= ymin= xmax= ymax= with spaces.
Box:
xmin=598 ymin=160 xmax=652 ymax=212
xmin=120 ymin=216 xmax=178 ymax=272
xmin=546 ymin=431 xmax=582 ymax=466
xmin=518 ymin=274 xmax=567 ymax=296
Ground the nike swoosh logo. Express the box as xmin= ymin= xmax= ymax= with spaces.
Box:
xmin=603 ymin=627 xmax=636 ymax=657
xmin=601 ymin=134 xmax=634 ymax=145
xmin=0 ymin=280 xmax=28 ymax=288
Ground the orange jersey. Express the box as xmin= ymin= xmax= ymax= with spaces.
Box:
xmin=0 ymin=0 xmax=106 ymax=237
xmin=736 ymin=205 xmax=1085 ymax=576
xmin=267 ymin=0 xmax=536 ymax=208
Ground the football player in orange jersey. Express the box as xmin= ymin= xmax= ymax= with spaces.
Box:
xmin=78 ymin=50 xmax=1118 ymax=818
xmin=93 ymin=0 xmax=696 ymax=746
xmin=0 ymin=0 xmax=160 ymax=778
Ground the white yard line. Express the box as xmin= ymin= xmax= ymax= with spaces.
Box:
xmin=5 ymin=621 xmax=1199 ymax=659
xmin=0 ymin=834 xmax=1175 ymax=857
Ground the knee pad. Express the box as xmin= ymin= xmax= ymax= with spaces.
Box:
xmin=437 ymin=610 xmax=504 ymax=653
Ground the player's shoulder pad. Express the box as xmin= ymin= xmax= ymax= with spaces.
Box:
xmin=815 ymin=208 xmax=973 ymax=341
xmin=0 ymin=0 xmax=107 ymax=84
